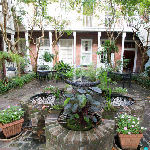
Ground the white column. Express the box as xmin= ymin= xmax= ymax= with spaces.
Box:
xmin=49 ymin=31 xmax=53 ymax=68
xmin=25 ymin=31 xmax=32 ymax=72
xmin=73 ymin=31 xmax=76 ymax=67
xmin=121 ymin=32 xmax=126 ymax=72
xmin=49 ymin=31 xmax=52 ymax=54
xmin=145 ymin=46 xmax=150 ymax=70
xmin=11 ymin=34 xmax=15 ymax=44
xmin=3 ymin=37 xmax=7 ymax=52
xmin=111 ymin=53 xmax=115 ymax=67
xmin=97 ymin=32 xmax=101 ymax=68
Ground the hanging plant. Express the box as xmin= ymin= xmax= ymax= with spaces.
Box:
xmin=43 ymin=52 xmax=54 ymax=62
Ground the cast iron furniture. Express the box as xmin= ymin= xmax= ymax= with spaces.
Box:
xmin=108 ymin=72 xmax=132 ymax=88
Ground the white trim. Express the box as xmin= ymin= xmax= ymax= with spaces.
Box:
xmin=73 ymin=32 xmax=76 ymax=67
xmin=49 ymin=32 xmax=52 ymax=54
xmin=97 ymin=32 xmax=101 ymax=67
xmin=121 ymin=32 xmax=126 ymax=72
xmin=81 ymin=39 xmax=92 ymax=65
xmin=133 ymin=44 xmax=138 ymax=72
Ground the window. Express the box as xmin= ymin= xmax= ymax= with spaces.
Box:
xmin=124 ymin=42 xmax=135 ymax=49
xmin=83 ymin=15 xmax=92 ymax=27
xmin=59 ymin=39 xmax=73 ymax=65
xmin=36 ymin=38 xmax=50 ymax=47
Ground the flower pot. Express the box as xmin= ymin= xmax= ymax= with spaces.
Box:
xmin=0 ymin=118 xmax=24 ymax=138
xmin=118 ymin=133 xmax=143 ymax=149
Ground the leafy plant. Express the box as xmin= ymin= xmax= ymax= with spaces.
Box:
xmin=112 ymin=87 xmax=128 ymax=94
xmin=0 ymin=106 xmax=24 ymax=124
xmin=43 ymin=52 xmax=54 ymax=62
xmin=38 ymin=65 xmax=50 ymax=70
xmin=53 ymin=61 xmax=73 ymax=79
xmin=61 ymin=88 xmax=102 ymax=130
xmin=44 ymin=85 xmax=61 ymax=100
xmin=52 ymin=104 xmax=63 ymax=110
xmin=116 ymin=113 xmax=146 ymax=134
xmin=0 ymin=73 xmax=36 ymax=94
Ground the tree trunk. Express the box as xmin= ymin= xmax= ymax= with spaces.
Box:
xmin=1 ymin=58 xmax=6 ymax=79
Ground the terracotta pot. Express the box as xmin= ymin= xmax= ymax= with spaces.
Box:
xmin=118 ymin=133 xmax=143 ymax=149
xmin=0 ymin=118 xmax=24 ymax=138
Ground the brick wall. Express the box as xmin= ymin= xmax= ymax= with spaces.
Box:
xmin=28 ymin=31 xmax=144 ymax=73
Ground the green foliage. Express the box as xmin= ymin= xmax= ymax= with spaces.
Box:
xmin=103 ymin=40 xmax=118 ymax=63
xmin=52 ymin=104 xmax=64 ymax=110
xmin=0 ymin=106 xmax=24 ymax=124
xmin=63 ymin=88 xmax=101 ymax=130
xmin=103 ymin=40 xmax=119 ymax=54
xmin=43 ymin=52 xmax=54 ymax=62
xmin=115 ymin=0 xmax=150 ymax=16
xmin=44 ymin=85 xmax=61 ymax=99
xmin=98 ymin=71 xmax=111 ymax=91
xmin=146 ymin=66 xmax=150 ymax=77
xmin=54 ymin=61 xmax=73 ymax=79
xmin=83 ymin=0 xmax=96 ymax=15
xmin=64 ymin=98 xmax=71 ymax=106
xmin=0 ymin=73 xmax=36 ymax=94
xmin=132 ymin=73 xmax=150 ymax=89
xmin=0 ymin=51 xmax=24 ymax=66
xmin=115 ymin=59 xmax=130 ymax=72
xmin=116 ymin=113 xmax=146 ymax=134
xmin=74 ymin=65 xmax=98 ymax=81
xmin=112 ymin=87 xmax=128 ymax=94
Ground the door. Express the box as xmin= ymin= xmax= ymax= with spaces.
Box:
xmin=59 ymin=39 xmax=73 ymax=65
xmin=123 ymin=50 xmax=135 ymax=72
xmin=81 ymin=39 xmax=92 ymax=65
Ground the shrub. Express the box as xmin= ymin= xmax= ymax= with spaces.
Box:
xmin=132 ymin=74 xmax=150 ymax=89
xmin=0 ymin=73 xmax=36 ymax=94
xmin=53 ymin=61 xmax=73 ymax=79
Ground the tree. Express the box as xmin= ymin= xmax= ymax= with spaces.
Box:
xmin=18 ymin=0 xmax=72 ymax=72
xmin=0 ymin=0 xmax=25 ymax=79
xmin=115 ymin=0 xmax=150 ymax=72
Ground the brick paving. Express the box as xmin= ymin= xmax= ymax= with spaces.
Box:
xmin=0 ymin=80 xmax=149 ymax=150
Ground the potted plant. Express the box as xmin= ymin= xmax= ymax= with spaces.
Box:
xmin=0 ymin=105 xmax=24 ymax=138
xmin=116 ymin=113 xmax=146 ymax=149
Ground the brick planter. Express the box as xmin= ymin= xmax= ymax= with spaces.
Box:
xmin=45 ymin=113 xmax=115 ymax=150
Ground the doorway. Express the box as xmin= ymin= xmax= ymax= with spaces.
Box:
xmin=123 ymin=50 xmax=135 ymax=72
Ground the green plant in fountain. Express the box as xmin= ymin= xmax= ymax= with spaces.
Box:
xmin=97 ymin=71 xmax=117 ymax=117
xmin=61 ymin=89 xmax=102 ymax=131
